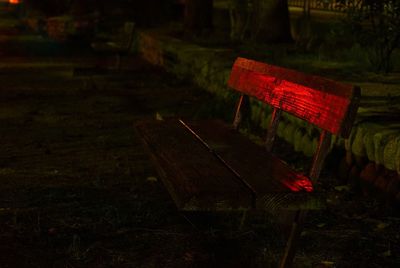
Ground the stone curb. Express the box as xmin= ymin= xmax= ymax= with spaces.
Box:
xmin=135 ymin=30 xmax=400 ymax=177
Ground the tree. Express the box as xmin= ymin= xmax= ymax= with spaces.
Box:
xmin=251 ymin=0 xmax=293 ymax=43
xmin=347 ymin=0 xmax=400 ymax=72
xmin=24 ymin=0 xmax=72 ymax=16
xmin=184 ymin=0 xmax=213 ymax=35
xmin=229 ymin=0 xmax=251 ymax=42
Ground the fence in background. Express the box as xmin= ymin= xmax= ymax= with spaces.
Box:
xmin=288 ymin=0 xmax=363 ymax=13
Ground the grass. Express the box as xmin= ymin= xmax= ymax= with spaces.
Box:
xmin=0 ymin=21 xmax=399 ymax=267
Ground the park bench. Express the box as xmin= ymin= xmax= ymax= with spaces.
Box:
xmin=135 ymin=57 xmax=360 ymax=267
xmin=90 ymin=21 xmax=136 ymax=70
xmin=73 ymin=22 xmax=135 ymax=88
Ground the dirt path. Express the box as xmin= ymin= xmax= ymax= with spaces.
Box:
xmin=0 ymin=55 xmax=208 ymax=267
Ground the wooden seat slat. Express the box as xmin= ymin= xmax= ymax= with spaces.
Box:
xmin=136 ymin=118 xmax=322 ymax=210
xmin=136 ymin=119 xmax=254 ymax=211
xmin=187 ymin=119 xmax=322 ymax=210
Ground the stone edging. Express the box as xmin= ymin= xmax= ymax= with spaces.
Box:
xmin=136 ymin=30 xmax=400 ymax=176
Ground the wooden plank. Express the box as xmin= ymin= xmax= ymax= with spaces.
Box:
xmin=135 ymin=119 xmax=254 ymax=211
xmin=228 ymin=57 xmax=361 ymax=137
xmin=230 ymin=57 xmax=355 ymax=99
xmin=187 ymin=119 xmax=323 ymax=210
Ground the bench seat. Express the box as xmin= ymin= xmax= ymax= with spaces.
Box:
xmin=136 ymin=118 xmax=323 ymax=212
xmin=135 ymin=57 xmax=360 ymax=267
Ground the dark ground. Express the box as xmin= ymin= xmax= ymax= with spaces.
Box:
xmin=1 ymin=15 xmax=400 ymax=268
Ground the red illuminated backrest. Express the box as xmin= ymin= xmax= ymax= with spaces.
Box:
xmin=228 ymin=57 xmax=360 ymax=137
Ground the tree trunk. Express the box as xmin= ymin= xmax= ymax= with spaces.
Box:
xmin=184 ymin=0 xmax=213 ymax=35
xmin=252 ymin=0 xmax=292 ymax=43
xmin=229 ymin=0 xmax=250 ymax=42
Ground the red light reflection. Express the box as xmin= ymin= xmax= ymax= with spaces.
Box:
xmin=228 ymin=58 xmax=352 ymax=135
xmin=282 ymin=174 xmax=314 ymax=192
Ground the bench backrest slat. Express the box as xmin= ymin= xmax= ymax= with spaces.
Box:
xmin=228 ymin=57 xmax=360 ymax=137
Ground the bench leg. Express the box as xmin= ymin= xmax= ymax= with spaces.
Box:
xmin=115 ymin=53 xmax=121 ymax=70
xmin=239 ymin=209 xmax=248 ymax=230
xmin=279 ymin=210 xmax=307 ymax=268
xmin=83 ymin=76 xmax=95 ymax=90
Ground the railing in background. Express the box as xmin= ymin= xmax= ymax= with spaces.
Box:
xmin=288 ymin=0 xmax=363 ymax=13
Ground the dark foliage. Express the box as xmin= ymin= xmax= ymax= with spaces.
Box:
xmin=346 ymin=0 xmax=400 ymax=72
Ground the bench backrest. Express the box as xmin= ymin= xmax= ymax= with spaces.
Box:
xmin=228 ymin=57 xmax=360 ymax=138
xmin=228 ymin=57 xmax=360 ymax=182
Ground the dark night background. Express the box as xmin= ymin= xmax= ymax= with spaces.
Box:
xmin=0 ymin=0 xmax=399 ymax=267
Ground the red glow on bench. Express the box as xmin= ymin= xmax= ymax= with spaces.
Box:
xmin=9 ymin=0 xmax=20 ymax=4
xmin=228 ymin=58 xmax=352 ymax=135
xmin=282 ymin=174 xmax=314 ymax=192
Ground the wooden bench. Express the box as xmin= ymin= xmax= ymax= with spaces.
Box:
xmin=73 ymin=22 xmax=136 ymax=88
xmin=135 ymin=57 xmax=360 ymax=267
xmin=90 ymin=21 xmax=136 ymax=69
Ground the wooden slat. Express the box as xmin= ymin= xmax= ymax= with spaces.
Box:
xmin=228 ymin=57 xmax=361 ymax=137
xmin=186 ymin=119 xmax=323 ymax=210
xmin=135 ymin=119 xmax=254 ymax=211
